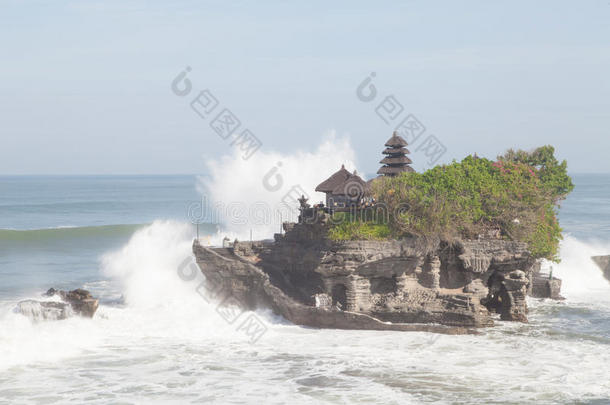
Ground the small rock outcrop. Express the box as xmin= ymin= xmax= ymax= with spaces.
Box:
xmin=592 ymin=255 xmax=610 ymax=283
xmin=16 ymin=300 xmax=72 ymax=321
xmin=16 ymin=288 xmax=99 ymax=321
xmin=193 ymin=218 xmax=564 ymax=332
xmin=528 ymin=265 xmax=564 ymax=300
xmin=49 ymin=288 xmax=99 ymax=318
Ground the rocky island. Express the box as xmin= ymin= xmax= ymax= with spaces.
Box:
xmin=194 ymin=133 xmax=573 ymax=332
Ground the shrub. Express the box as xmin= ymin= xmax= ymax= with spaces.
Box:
xmin=327 ymin=211 xmax=391 ymax=241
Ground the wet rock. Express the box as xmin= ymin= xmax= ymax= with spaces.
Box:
xmin=529 ymin=273 xmax=563 ymax=300
xmin=55 ymin=288 xmax=99 ymax=318
xmin=501 ymin=270 xmax=529 ymax=322
xmin=17 ymin=288 xmax=99 ymax=321
xmin=16 ymin=300 xmax=71 ymax=321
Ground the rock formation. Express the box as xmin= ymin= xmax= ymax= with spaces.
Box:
xmin=193 ymin=216 xmax=564 ymax=332
xmin=527 ymin=263 xmax=564 ymax=300
xmin=592 ymin=255 xmax=610 ymax=283
xmin=17 ymin=288 xmax=99 ymax=321
xmin=16 ymin=300 xmax=73 ymax=321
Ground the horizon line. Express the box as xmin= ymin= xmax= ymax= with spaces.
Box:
xmin=0 ymin=172 xmax=608 ymax=177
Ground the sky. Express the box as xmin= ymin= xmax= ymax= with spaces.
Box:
xmin=1 ymin=0 xmax=609 ymax=175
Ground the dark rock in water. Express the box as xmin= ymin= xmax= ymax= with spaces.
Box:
xmin=192 ymin=216 xmax=558 ymax=332
xmin=44 ymin=288 xmax=59 ymax=297
xmin=55 ymin=288 xmax=99 ymax=318
xmin=592 ymin=256 xmax=610 ymax=283
xmin=17 ymin=288 xmax=99 ymax=321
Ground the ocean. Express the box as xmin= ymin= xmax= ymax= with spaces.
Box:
xmin=1 ymin=174 xmax=609 ymax=404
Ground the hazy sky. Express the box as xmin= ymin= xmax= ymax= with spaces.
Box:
xmin=2 ymin=0 xmax=609 ymax=175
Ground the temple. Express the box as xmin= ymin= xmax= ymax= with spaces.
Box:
xmin=191 ymin=131 xmax=564 ymax=333
xmin=314 ymin=165 xmax=367 ymax=208
xmin=377 ymin=131 xmax=414 ymax=176
xmin=315 ymin=132 xmax=414 ymax=210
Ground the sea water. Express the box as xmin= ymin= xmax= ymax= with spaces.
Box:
xmin=0 ymin=174 xmax=609 ymax=404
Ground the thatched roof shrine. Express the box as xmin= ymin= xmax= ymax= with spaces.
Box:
xmin=315 ymin=164 xmax=352 ymax=193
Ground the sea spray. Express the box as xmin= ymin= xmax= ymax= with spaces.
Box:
xmin=0 ymin=221 xmax=249 ymax=370
xmin=548 ymin=235 xmax=610 ymax=302
xmin=100 ymin=220 xmax=195 ymax=309
xmin=0 ymin=300 xmax=103 ymax=370
xmin=98 ymin=220 xmax=245 ymax=339
xmin=198 ymin=131 xmax=359 ymax=242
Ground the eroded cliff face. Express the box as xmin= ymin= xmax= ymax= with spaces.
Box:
xmin=193 ymin=220 xmax=553 ymax=331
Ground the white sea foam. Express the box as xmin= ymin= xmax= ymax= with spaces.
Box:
xmin=100 ymin=220 xmax=195 ymax=309
xmin=545 ymin=235 xmax=610 ymax=303
xmin=1 ymin=223 xmax=610 ymax=403
xmin=0 ymin=221 xmax=248 ymax=371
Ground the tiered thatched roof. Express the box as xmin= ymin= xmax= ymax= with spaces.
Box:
xmin=380 ymin=156 xmax=412 ymax=165
xmin=377 ymin=166 xmax=412 ymax=175
xmin=384 ymin=132 xmax=408 ymax=147
xmin=377 ymin=132 xmax=414 ymax=176
xmin=383 ymin=147 xmax=410 ymax=155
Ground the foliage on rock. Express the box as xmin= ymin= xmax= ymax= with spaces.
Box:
xmin=327 ymin=211 xmax=391 ymax=241
xmin=330 ymin=146 xmax=573 ymax=261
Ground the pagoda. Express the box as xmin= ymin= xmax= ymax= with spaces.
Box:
xmin=376 ymin=131 xmax=414 ymax=176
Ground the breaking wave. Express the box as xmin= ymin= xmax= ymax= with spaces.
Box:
xmin=0 ymin=220 xmax=253 ymax=371
xmin=549 ymin=235 xmax=610 ymax=303
xmin=0 ymin=223 xmax=217 ymax=247
xmin=198 ymin=130 xmax=359 ymax=242
xmin=0 ymin=224 xmax=146 ymax=244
